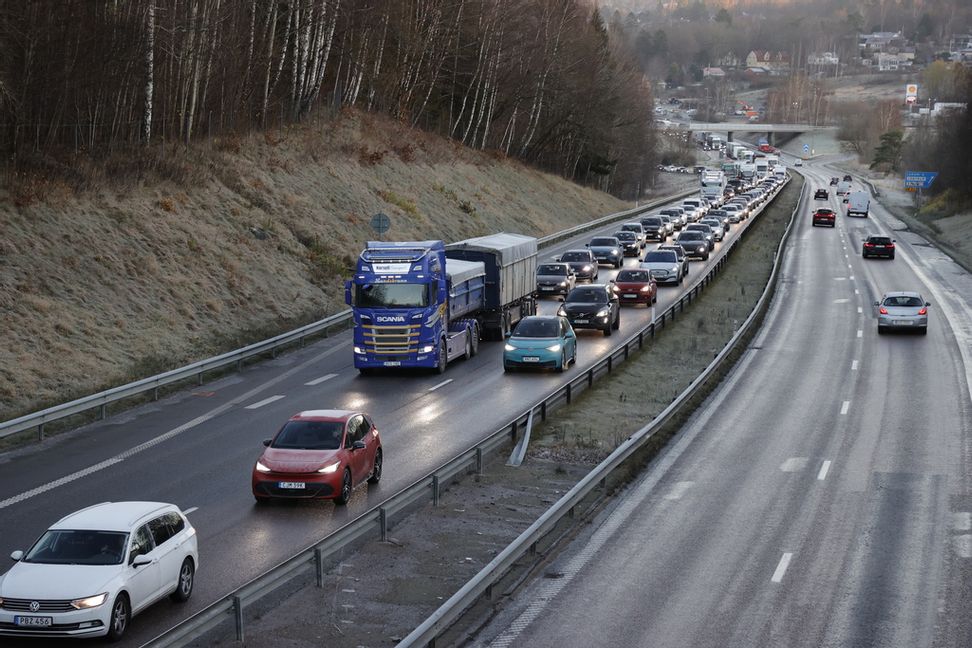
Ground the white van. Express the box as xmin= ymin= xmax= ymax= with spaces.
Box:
xmin=846 ymin=191 xmax=870 ymax=218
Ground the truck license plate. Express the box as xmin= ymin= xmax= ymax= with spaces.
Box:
xmin=383 ymin=361 xmax=401 ymax=366
xmin=278 ymin=482 xmax=306 ymax=489
xmin=15 ymin=616 xmax=53 ymax=627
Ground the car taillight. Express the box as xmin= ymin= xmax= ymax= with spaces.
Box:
xmin=888 ymin=242 xmax=895 ymax=248
xmin=918 ymin=307 xmax=927 ymax=315
xmin=864 ymin=243 xmax=873 ymax=247
xmin=879 ymin=307 xmax=888 ymax=314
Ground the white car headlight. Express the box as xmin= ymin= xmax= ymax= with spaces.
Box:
xmin=558 ymin=281 xmax=567 ymax=287
xmin=504 ymin=343 xmax=517 ymax=351
xmin=582 ymin=265 xmax=592 ymax=272
xmin=640 ymin=285 xmax=652 ymax=292
xmin=70 ymin=593 xmax=108 ymax=610
xmin=612 ymin=249 xmax=620 ymax=255
xmin=557 ymin=307 xmax=567 ymax=317
xmin=255 ymin=461 xmax=271 ymax=473
xmin=318 ymin=462 xmax=341 ymax=474
xmin=546 ymin=343 xmax=562 ymax=352
xmin=596 ymin=307 xmax=611 ymax=317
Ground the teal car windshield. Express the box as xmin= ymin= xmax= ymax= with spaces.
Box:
xmin=514 ymin=319 xmax=560 ymax=338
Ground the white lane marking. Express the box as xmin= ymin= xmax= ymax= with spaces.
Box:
xmin=841 ymin=400 xmax=851 ymax=415
xmin=834 ymin=298 xmax=850 ymax=304
xmin=245 ymin=395 xmax=286 ymax=410
xmin=817 ymin=460 xmax=832 ymax=481
xmin=848 ymin=264 xmax=853 ymax=269
xmin=771 ymin=553 xmax=794 ymax=583
xmin=855 ymin=289 xmax=860 ymax=295
xmin=305 ymin=373 xmax=338 ymax=386
xmin=0 ymin=341 xmax=352 ymax=511
xmin=954 ymin=536 xmax=972 ymax=558
xmin=664 ymin=481 xmax=695 ymax=500
xmin=849 ymin=275 xmax=855 ymax=280
xmin=857 ymin=329 xmax=863 ymax=338
xmin=780 ymin=457 xmax=809 ymax=472
xmin=952 ymin=512 xmax=972 ymax=532
xmin=428 ymin=379 xmax=453 ymax=392
xmin=857 ymin=306 xmax=863 ymax=314
xmin=852 ymin=360 xmax=859 ymax=371
xmin=183 ymin=507 xmax=199 ymax=515
xmin=834 ymin=277 xmax=847 ymax=281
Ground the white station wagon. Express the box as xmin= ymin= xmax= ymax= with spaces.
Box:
xmin=0 ymin=501 xmax=198 ymax=641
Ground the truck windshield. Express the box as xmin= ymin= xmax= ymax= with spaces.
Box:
xmin=356 ymin=283 xmax=429 ymax=308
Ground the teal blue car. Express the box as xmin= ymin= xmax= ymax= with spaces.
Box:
xmin=503 ymin=316 xmax=577 ymax=373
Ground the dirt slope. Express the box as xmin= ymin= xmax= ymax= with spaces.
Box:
xmin=0 ymin=110 xmax=643 ymax=420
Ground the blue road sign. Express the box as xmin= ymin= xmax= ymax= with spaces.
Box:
xmin=370 ymin=212 xmax=391 ymax=235
xmin=904 ymin=171 xmax=938 ymax=189
xmin=803 ymin=143 xmax=810 ymax=153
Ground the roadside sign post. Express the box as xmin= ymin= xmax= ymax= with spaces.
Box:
xmin=904 ymin=171 xmax=937 ymax=215
xmin=370 ymin=212 xmax=391 ymax=240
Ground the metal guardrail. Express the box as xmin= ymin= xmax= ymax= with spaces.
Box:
xmin=140 ymin=177 xmax=796 ymax=648
xmin=1 ymin=189 xmax=696 ymax=443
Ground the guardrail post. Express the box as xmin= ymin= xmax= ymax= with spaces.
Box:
xmin=315 ymin=548 xmax=324 ymax=587
xmin=379 ymin=507 xmax=388 ymax=542
xmin=587 ymin=369 xmax=593 ymax=387
xmin=607 ymin=356 xmax=612 ymax=373
xmin=153 ymin=386 xmax=159 ymax=401
xmin=510 ymin=421 xmax=518 ymax=445
xmin=237 ymin=359 xmax=243 ymax=372
xmin=476 ymin=447 xmax=484 ymax=475
xmin=540 ymin=402 xmax=547 ymax=422
xmin=271 ymin=347 xmax=277 ymax=359
xmin=37 ymin=424 xmax=44 ymax=442
xmin=299 ymin=336 xmax=305 ymax=348
xmin=638 ymin=331 xmax=643 ymax=348
xmin=197 ymin=372 xmax=203 ymax=386
xmin=432 ymin=475 xmax=440 ymax=507
xmin=99 ymin=404 xmax=107 ymax=420
xmin=233 ymin=595 xmax=244 ymax=641
xmin=624 ymin=344 xmax=629 ymax=360
xmin=565 ymin=383 xmax=572 ymax=404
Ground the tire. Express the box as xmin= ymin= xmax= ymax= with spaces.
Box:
xmin=254 ymin=496 xmax=270 ymax=505
xmin=615 ymin=260 xmax=622 ymax=269
xmin=435 ymin=340 xmax=447 ymax=375
xmin=368 ymin=448 xmax=383 ymax=484
xmin=920 ymin=326 xmax=928 ymax=335
xmin=556 ymin=350 xmax=566 ymax=373
xmin=612 ymin=311 xmax=620 ymax=330
xmin=652 ymin=293 xmax=658 ymax=305
xmin=603 ymin=325 xmax=612 ymax=337
xmin=335 ymin=469 xmax=352 ymax=505
xmin=890 ymin=252 xmax=895 ymax=260
xmin=878 ymin=325 xmax=886 ymax=334
xmin=358 ymin=367 xmax=375 ymax=376
xmin=463 ymin=334 xmax=472 ymax=361
xmin=469 ymin=325 xmax=480 ymax=357
xmin=105 ymin=594 xmax=130 ymax=643
xmin=170 ymin=558 xmax=195 ymax=603
xmin=503 ymin=363 xmax=513 ymax=373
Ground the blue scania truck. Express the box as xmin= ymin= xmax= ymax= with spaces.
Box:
xmin=346 ymin=233 xmax=537 ymax=374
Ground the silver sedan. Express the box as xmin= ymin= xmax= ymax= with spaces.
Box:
xmin=876 ymin=291 xmax=930 ymax=335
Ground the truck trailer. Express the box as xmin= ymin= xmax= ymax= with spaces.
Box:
xmin=346 ymin=234 xmax=537 ymax=374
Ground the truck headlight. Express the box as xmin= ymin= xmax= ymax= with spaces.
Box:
xmin=420 ymin=345 xmax=435 ymax=354
xmin=353 ymin=346 xmax=365 ymax=354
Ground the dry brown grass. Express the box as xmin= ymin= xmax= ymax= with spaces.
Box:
xmin=0 ymin=109 xmax=633 ymax=421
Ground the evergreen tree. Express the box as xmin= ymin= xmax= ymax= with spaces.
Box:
xmin=871 ymin=130 xmax=904 ymax=172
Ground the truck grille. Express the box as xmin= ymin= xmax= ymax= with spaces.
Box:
xmin=362 ymin=324 xmax=420 ymax=354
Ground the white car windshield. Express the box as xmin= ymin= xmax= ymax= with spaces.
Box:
xmin=24 ymin=529 xmax=128 ymax=565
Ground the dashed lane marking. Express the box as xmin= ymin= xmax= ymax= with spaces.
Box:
xmin=817 ymin=461 xmax=832 ymax=481
xmin=305 ymin=373 xmax=338 ymax=386
xmin=245 ymin=395 xmax=286 ymax=410
xmin=772 ymin=553 xmax=794 ymax=583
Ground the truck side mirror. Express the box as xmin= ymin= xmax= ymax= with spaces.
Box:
xmin=438 ymin=279 xmax=447 ymax=302
xmin=344 ymin=280 xmax=353 ymax=306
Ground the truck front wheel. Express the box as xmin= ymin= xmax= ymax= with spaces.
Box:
xmin=435 ymin=340 xmax=447 ymax=374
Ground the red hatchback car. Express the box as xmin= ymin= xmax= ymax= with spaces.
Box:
xmin=611 ymin=268 xmax=658 ymax=306
xmin=252 ymin=410 xmax=382 ymax=504
xmin=812 ymin=208 xmax=836 ymax=227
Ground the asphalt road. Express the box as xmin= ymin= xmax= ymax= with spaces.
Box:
xmin=474 ymin=158 xmax=972 ymax=648
xmin=0 ymin=180 xmax=785 ymax=646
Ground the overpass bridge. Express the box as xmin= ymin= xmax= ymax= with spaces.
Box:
xmin=664 ymin=121 xmax=838 ymax=145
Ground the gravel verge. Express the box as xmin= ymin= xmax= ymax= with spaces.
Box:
xmin=193 ymin=177 xmax=803 ymax=648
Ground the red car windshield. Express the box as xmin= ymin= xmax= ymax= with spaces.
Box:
xmin=273 ymin=421 xmax=344 ymax=450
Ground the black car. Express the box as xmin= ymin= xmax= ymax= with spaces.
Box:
xmin=639 ymin=216 xmax=668 ymax=241
xmin=862 ymin=235 xmax=895 ymax=259
xmin=587 ymin=236 xmax=624 ymax=268
xmin=843 ymin=174 xmax=852 ymax=182
xmin=674 ymin=231 xmax=711 ymax=260
xmin=613 ymin=230 xmax=642 ymax=256
xmin=829 ymin=177 xmax=839 ymax=185
xmin=815 ymin=188 xmax=829 ymax=200
xmin=558 ymin=284 xmax=620 ymax=336
xmin=559 ymin=249 xmax=599 ymax=281
xmin=684 ymin=224 xmax=716 ymax=250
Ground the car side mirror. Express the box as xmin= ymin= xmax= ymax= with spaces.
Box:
xmin=262 ymin=439 xmax=272 ymax=447
xmin=925 ymin=302 xmax=931 ymax=307
xmin=585 ymin=243 xmax=590 ymax=247
xmin=131 ymin=554 xmax=152 ymax=568
xmin=873 ymin=301 xmax=880 ymax=306
xmin=352 ymin=440 xmax=367 ymax=451
xmin=10 ymin=550 xmax=23 ymax=561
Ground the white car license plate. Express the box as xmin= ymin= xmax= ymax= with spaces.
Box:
xmin=893 ymin=320 xmax=913 ymax=326
xmin=15 ymin=616 xmax=53 ymax=627
xmin=541 ymin=286 xmax=556 ymax=291
xmin=383 ymin=361 xmax=401 ymax=367
xmin=574 ymin=319 xmax=588 ymax=324
xmin=522 ymin=356 xmax=540 ymax=363
xmin=278 ymin=482 xmax=306 ymax=489
xmin=624 ymin=293 xmax=638 ymax=298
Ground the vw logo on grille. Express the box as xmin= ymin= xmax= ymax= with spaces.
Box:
xmin=29 ymin=601 xmax=40 ymax=612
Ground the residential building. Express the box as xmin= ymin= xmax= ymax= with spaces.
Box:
xmin=745 ymin=50 xmax=791 ymax=75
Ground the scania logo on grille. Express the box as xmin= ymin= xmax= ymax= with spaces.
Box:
xmin=29 ymin=601 xmax=40 ymax=612
xmin=376 ymin=316 xmax=406 ymax=323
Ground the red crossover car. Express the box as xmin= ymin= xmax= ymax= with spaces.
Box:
xmin=252 ymin=410 xmax=382 ymax=504
xmin=812 ymin=208 xmax=835 ymax=227
xmin=611 ymin=269 xmax=658 ymax=306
